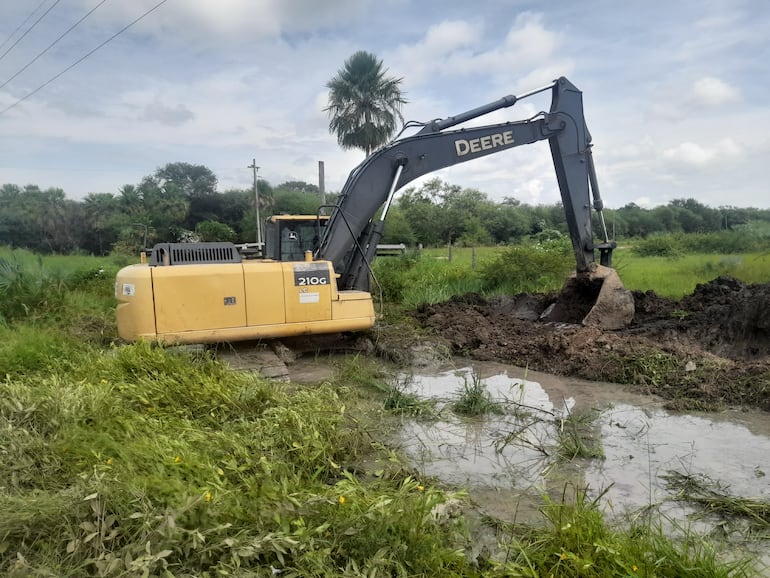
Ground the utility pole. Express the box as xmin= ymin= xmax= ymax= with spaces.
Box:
xmin=318 ymin=160 xmax=326 ymax=213
xmin=248 ymin=159 xmax=262 ymax=247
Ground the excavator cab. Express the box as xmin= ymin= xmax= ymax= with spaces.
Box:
xmin=263 ymin=215 xmax=329 ymax=261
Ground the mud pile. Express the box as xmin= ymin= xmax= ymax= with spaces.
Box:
xmin=412 ymin=277 xmax=770 ymax=411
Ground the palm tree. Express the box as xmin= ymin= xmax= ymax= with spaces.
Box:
xmin=325 ymin=51 xmax=406 ymax=156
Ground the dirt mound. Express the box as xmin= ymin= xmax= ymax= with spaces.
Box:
xmin=412 ymin=277 xmax=770 ymax=411
xmin=626 ymin=277 xmax=770 ymax=360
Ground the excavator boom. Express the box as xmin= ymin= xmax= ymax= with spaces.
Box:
xmin=318 ymin=77 xmax=613 ymax=291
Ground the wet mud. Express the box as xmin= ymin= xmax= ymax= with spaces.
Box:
xmin=412 ymin=276 xmax=770 ymax=411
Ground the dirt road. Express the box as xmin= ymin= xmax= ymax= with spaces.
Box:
xmin=412 ymin=276 xmax=770 ymax=411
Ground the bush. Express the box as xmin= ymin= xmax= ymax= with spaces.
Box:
xmin=373 ymin=253 xmax=481 ymax=307
xmin=479 ymin=240 xmax=573 ymax=293
xmin=632 ymin=235 xmax=684 ymax=258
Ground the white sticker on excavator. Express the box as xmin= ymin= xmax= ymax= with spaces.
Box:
xmin=122 ymin=283 xmax=135 ymax=296
xmin=299 ymin=292 xmax=320 ymax=304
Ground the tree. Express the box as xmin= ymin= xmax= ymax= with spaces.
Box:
xmin=138 ymin=176 xmax=190 ymax=242
xmin=82 ymin=193 xmax=126 ymax=255
xmin=195 ymin=220 xmax=237 ymax=242
xmin=154 ymin=162 xmax=218 ymax=198
xmin=325 ymin=51 xmax=406 ymax=156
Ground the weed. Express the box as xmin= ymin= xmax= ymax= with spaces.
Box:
xmin=671 ymin=308 xmax=691 ymax=320
xmin=605 ymin=348 xmax=680 ymax=387
xmin=452 ymin=370 xmax=504 ymax=416
xmin=495 ymin=484 xmax=754 ymax=577
xmin=663 ymin=470 xmax=770 ymax=536
xmin=633 ymin=235 xmax=684 ymax=258
xmin=0 ymin=254 xmax=67 ymax=323
xmin=556 ymin=407 xmax=605 ymax=460
xmin=334 ymin=353 xmax=391 ymax=391
xmin=0 ymin=343 xmax=474 ymax=576
xmin=383 ymin=375 xmax=436 ymax=417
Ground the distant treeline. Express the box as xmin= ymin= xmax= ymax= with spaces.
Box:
xmin=2 ymin=163 xmax=769 ymax=255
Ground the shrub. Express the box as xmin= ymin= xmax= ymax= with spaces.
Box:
xmin=632 ymin=235 xmax=684 ymax=258
xmin=479 ymin=240 xmax=573 ymax=293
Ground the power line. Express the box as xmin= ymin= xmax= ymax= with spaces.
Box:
xmin=0 ymin=0 xmax=111 ymax=91
xmin=0 ymin=0 xmax=171 ymax=117
xmin=0 ymin=0 xmax=50 ymax=53
xmin=0 ymin=0 xmax=63 ymax=63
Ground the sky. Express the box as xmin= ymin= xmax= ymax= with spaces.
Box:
xmin=0 ymin=0 xmax=768 ymax=209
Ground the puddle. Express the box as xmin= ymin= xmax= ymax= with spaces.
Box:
xmin=285 ymin=354 xmax=770 ymax=567
xmin=392 ymin=361 xmax=770 ymax=532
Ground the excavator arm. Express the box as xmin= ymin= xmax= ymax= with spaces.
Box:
xmin=317 ymin=77 xmax=613 ymax=291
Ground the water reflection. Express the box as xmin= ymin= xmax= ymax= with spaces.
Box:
xmin=395 ymin=363 xmax=770 ymax=519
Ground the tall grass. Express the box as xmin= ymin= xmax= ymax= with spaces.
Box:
xmin=0 ymin=253 xmax=67 ymax=324
xmin=632 ymin=230 xmax=770 ymax=257
xmin=0 ymin=341 xmax=470 ymax=576
xmin=496 ymin=486 xmax=752 ymax=577
xmin=373 ymin=241 xmax=572 ymax=308
xmin=0 ymin=248 xmax=118 ymax=341
xmin=373 ymin=253 xmax=484 ymax=308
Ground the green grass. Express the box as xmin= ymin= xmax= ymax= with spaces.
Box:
xmin=2 ymin=334 xmax=755 ymax=576
xmin=663 ymin=470 xmax=770 ymax=537
xmin=556 ymin=408 xmax=605 ymax=460
xmin=613 ymin=251 xmax=770 ymax=298
xmin=373 ymin=254 xmax=486 ymax=308
xmin=420 ymin=245 xmax=505 ymax=267
xmin=0 ymin=247 xmax=119 ymax=342
xmin=0 ymin=341 xmax=471 ymax=576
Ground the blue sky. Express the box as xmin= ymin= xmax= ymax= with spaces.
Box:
xmin=1 ymin=0 xmax=768 ymax=208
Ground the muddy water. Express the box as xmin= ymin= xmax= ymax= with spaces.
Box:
xmin=286 ymin=355 xmax=770 ymax=566
xmin=392 ymin=360 xmax=770 ymax=527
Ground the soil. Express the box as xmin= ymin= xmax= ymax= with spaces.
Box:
xmin=411 ymin=276 xmax=770 ymax=411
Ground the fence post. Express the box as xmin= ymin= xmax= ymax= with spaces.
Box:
xmin=472 ymin=247 xmax=476 ymax=270
xmin=448 ymin=242 xmax=453 ymax=262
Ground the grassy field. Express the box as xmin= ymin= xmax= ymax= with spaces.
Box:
xmin=615 ymin=251 xmax=770 ymax=297
xmin=0 ymin=244 xmax=766 ymax=575
xmin=387 ymin=245 xmax=770 ymax=301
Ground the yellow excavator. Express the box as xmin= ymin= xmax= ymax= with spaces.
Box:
xmin=115 ymin=77 xmax=634 ymax=344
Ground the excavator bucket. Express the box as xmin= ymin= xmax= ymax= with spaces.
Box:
xmin=540 ymin=265 xmax=635 ymax=330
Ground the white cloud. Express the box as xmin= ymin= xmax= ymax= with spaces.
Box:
xmin=663 ymin=138 xmax=742 ymax=167
xmin=421 ymin=20 xmax=480 ymax=56
xmin=450 ymin=12 xmax=568 ymax=82
xmin=78 ymin=0 xmax=371 ymax=40
xmin=390 ymin=20 xmax=482 ymax=84
xmin=391 ymin=12 xmax=569 ymax=90
xmin=141 ymin=99 xmax=195 ymax=126
xmin=693 ymin=76 xmax=740 ymax=106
